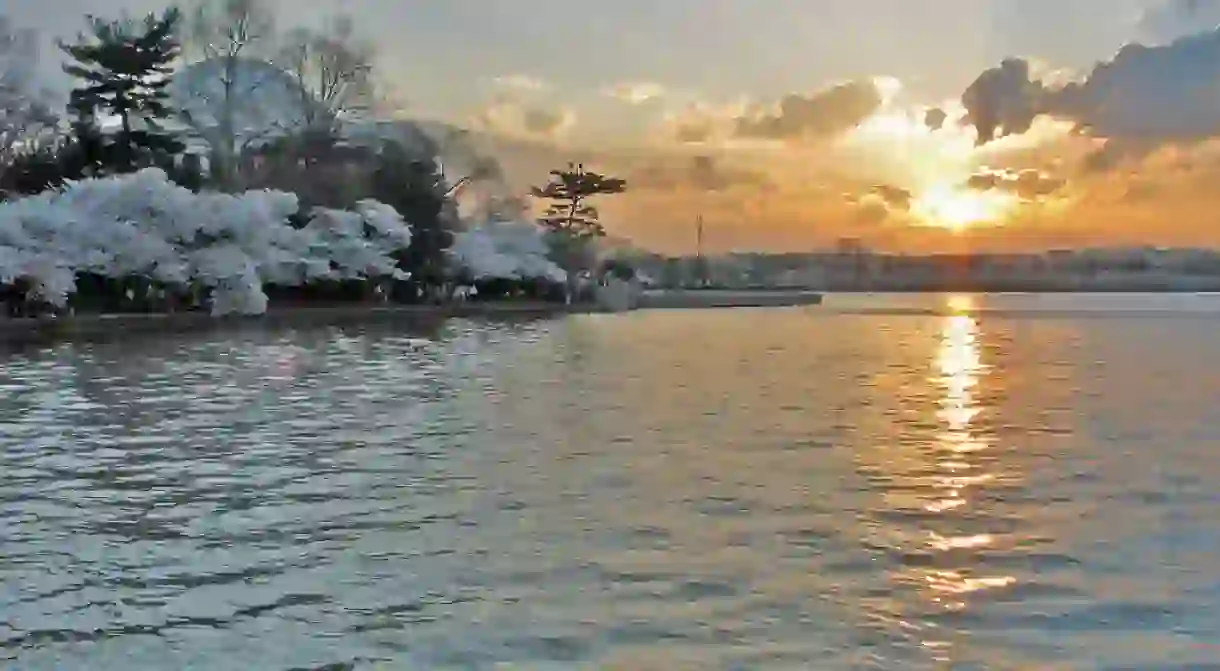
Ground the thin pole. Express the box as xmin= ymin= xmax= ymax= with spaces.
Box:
xmin=696 ymin=215 xmax=706 ymax=287
xmin=696 ymin=214 xmax=704 ymax=258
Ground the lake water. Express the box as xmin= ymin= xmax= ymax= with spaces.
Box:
xmin=2 ymin=293 xmax=1220 ymax=670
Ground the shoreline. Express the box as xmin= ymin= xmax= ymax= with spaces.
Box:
xmin=0 ymin=302 xmax=584 ymax=346
xmin=0 ymin=290 xmax=830 ymax=346
xmin=639 ymin=289 xmax=825 ymax=310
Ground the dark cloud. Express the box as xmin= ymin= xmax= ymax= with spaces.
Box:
xmin=855 ymin=198 xmax=891 ymax=225
xmin=470 ymin=91 xmax=573 ymax=140
xmin=965 ymin=168 xmax=1064 ymax=199
xmin=634 ymin=155 xmax=772 ymax=192
xmin=965 ymin=173 xmax=1000 ymax=190
xmin=960 ymin=28 xmax=1220 ymax=163
xmin=924 ymin=107 xmax=947 ymax=131
xmin=734 ymin=80 xmax=882 ymax=141
xmin=845 ymin=183 xmax=912 ymax=225
xmin=520 ymin=107 xmax=568 ymax=135
xmin=960 ymin=58 xmax=1045 ymax=145
xmin=665 ymin=81 xmax=881 ymax=145
xmin=869 ymin=184 xmax=913 ymax=210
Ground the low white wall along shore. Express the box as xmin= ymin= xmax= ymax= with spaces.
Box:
xmin=638 ymin=289 xmax=824 ymax=310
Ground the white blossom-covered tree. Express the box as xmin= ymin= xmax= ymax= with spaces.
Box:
xmin=449 ymin=220 xmax=566 ymax=285
xmin=0 ymin=168 xmax=414 ymax=314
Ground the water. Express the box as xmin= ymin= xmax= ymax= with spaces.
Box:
xmin=2 ymin=294 xmax=1220 ymax=670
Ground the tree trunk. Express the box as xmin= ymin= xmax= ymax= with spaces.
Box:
xmin=120 ymin=111 xmax=133 ymax=172
xmin=217 ymin=57 xmax=239 ymax=190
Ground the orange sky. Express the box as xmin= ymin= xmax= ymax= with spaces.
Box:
xmin=12 ymin=0 xmax=1219 ymax=254
xmin=452 ymin=47 xmax=1220 ymax=256
xmin=461 ymin=83 xmax=1220 ymax=255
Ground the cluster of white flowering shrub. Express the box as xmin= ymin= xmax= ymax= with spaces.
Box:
xmin=0 ymin=168 xmax=414 ymax=314
xmin=449 ymin=220 xmax=566 ymax=284
xmin=0 ymin=168 xmax=569 ymax=315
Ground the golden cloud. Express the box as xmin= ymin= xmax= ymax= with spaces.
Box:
xmin=604 ymin=81 xmax=665 ymax=105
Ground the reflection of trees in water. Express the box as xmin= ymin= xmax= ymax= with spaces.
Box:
xmin=0 ymin=315 xmax=559 ymax=555
xmin=12 ymin=321 xmax=462 ymax=526
xmin=62 ymin=319 xmax=449 ymax=418
xmin=0 ymin=344 xmax=81 ymax=429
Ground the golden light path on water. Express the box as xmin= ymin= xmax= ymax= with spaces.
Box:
xmin=918 ymin=294 xmax=1017 ymax=659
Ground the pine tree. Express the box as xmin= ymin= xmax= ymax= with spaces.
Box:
xmin=368 ymin=141 xmax=453 ymax=292
xmin=530 ymin=163 xmax=627 ymax=289
xmin=59 ymin=9 xmax=184 ymax=174
xmin=531 ymin=163 xmax=627 ymax=241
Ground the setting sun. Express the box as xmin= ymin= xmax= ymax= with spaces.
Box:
xmin=912 ymin=185 xmax=1016 ymax=232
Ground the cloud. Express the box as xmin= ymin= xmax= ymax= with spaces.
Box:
xmin=632 ymin=155 xmax=772 ymax=192
xmin=869 ymin=184 xmax=913 ymax=210
xmin=735 ymin=80 xmax=882 ymax=141
xmin=661 ymin=100 xmax=744 ymax=144
xmin=471 ymin=94 xmax=574 ymax=140
xmin=605 ymin=81 xmax=665 ymax=105
xmin=672 ymin=121 xmax=715 ymax=143
xmin=1122 ymin=178 xmax=1160 ymax=201
xmin=960 ymin=58 xmax=1045 ymax=145
xmin=960 ymin=28 xmax=1220 ymax=164
xmin=964 ymin=168 xmax=1065 ymax=199
xmin=924 ymin=107 xmax=948 ymax=131
xmin=492 ymin=74 xmax=548 ymax=92
xmin=1138 ymin=0 xmax=1220 ymax=43
xmin=844 ymin=183 xmax=913 ymax=225
xmin=662 ymin=81 xmax=883 ymax=145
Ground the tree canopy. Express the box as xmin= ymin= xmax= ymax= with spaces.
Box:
xmin=59 ymin=8 xmax=185 ymax=173
xmin=530 ymin=162 xmax=627 ymax=240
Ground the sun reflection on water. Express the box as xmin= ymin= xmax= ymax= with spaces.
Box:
xmin=915 ymin=295 xmax=1017 ymax=657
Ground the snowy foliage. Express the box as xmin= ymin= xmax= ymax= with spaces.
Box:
xmin=449 ymin=220 xmax=566 ymax=284
xmin=0 ymin=168 xmax=413 ymax=314
xmin=1 ymin=169 xmax=576 ymax=315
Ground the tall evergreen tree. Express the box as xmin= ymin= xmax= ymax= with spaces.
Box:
xmin=368 ymin=141 xmax=454 ymax=293
xmin=59 ymin=9 xmax=184 ymax=174
xmin=531 ymin=163 xmax=627 ymax=241
xmin=530 ymin=163 xmax=627 ymax=292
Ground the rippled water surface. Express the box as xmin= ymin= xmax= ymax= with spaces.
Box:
xmin=3 ymin=294 xmax=1220 ymax=670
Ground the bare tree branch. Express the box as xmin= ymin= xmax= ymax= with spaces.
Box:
xmin=179 ymin=0 xmax=275 ymax=187
xmin=276 ymin=15 xmax=375 ymax=139
xmin=0 ymin=16 xmax=59 ymax=175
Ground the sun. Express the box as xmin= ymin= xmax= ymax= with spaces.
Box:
xmin=912 ymin=185 xmax=1016 ymax=232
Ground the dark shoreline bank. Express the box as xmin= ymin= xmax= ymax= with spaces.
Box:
xmin=0 ymin=302 xmax=583 ymax=348
xmin=675 ymin=285 xmax=1220 ymax=293
xmin=1 ymin=289 xmax=832 ymax=347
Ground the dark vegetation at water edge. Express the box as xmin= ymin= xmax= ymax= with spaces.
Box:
xmin=0 ymin=301 xmax=584 ymax=350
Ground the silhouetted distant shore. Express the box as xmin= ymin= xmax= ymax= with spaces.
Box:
xmin=669 ymin=278 xmax=1220 ymax=293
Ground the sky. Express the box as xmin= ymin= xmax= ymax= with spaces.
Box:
xmin=8 ymin=0 xmax=1220 ymax=253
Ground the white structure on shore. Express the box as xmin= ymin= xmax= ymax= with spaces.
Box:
xmin=594 ymin=275 xmax=642 ymax=311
